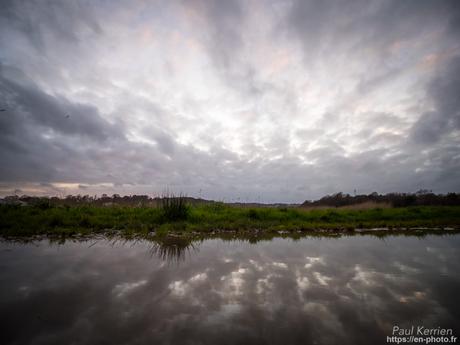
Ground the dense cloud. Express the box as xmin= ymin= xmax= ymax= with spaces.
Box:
xmin=0 ymin=0 xmax=459 ymax=201
xmin=411 ymin=56 xmax=460 ymax=144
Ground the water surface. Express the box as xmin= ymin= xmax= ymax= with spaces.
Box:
xmin=1 ymin=235 xmax=459 ymax=345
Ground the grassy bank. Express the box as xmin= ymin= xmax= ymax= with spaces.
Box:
xmin=1 ymin=203 xmax=459 ymax=238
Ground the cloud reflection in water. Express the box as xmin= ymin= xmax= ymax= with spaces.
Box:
xmin=0 ymin=235 xmax=459 ymax=345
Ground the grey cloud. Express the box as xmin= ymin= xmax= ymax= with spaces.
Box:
xmin=183 ymin=0 xmax=245 ymax=69
xmin=285 ymin=0 xmax=458 ymax=105
xmin=0 ymin=0 xmax=102 ymax=53
xmin=0 ymin=65 xmax=139 ymax=183
xmin=356 ymin=68 xmax=404 ymax=95
xmin=287 ymin=0 xmax=451 ymax=56
xmin=141 ymin=126 xmax=177 ymax=157
xmin=180 ymin=0 xmax=275 ymax=101
xmin=0 ymin=66 xmax=123 ymax=141
xmin=0 ymin=0 xmax=459 ymax=201
xmin=411 ymin=56 xmax=460 ymax=144
xmin=445 ymin=0 xmax=460 ymax=40
xmin=287 ymin=0 xmax=349 ymax=57
xmin=0 ymin=64 xmax=243 ymax=190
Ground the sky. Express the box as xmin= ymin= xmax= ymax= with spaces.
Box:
xmin=0 ymin=0 xmax=459 ymax=203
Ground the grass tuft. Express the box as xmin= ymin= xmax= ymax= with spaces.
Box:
xmin=160 ymin=193 xmax=189 ymax=222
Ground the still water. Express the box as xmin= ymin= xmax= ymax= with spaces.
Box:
xmin=1 ymin=235 xmax=459 ymax=345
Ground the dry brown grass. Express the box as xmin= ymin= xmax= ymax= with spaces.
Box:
xmin=300 ymin=201 xmax=392 ymax=210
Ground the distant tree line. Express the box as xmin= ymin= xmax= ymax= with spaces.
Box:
xmin=1 ymin=190 xmax=460 ymax=208
xmin=0 ymin=194 xmax=211 ymax=208
xmin=301 ymin=190 xmax=460 ymax=208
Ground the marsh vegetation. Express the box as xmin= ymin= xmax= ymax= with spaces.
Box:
xmin=1 ymin=201 xmax=459 ymax=239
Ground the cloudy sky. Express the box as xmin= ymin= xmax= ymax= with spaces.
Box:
xmin=0 ymin=0 xmax=459 ymax=202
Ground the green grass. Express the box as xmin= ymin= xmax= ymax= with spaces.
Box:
xmin=0 ymin=204 xmax=459 ymax=238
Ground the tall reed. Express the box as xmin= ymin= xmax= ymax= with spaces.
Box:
xmin=161 ymin=193 xmax=189 ymax=221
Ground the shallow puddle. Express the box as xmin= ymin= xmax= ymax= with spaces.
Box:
xmin=1 ymin=235 xmax=459 ymax=344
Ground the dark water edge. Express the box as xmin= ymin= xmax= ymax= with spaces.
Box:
xmin=1 ymin=234 xmax=459 ymax=345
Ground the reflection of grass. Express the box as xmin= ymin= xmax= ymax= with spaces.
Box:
xmin=1 ymin=204 xmax=460 ymax=238
xmin=3 ymin=230 xmax=459 ymax=266
xmin=148 ymin=236 xmax=197 ymax=263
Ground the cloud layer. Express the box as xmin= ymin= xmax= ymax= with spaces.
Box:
xmin=1 ymin=0 xmax=459 ymax=202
